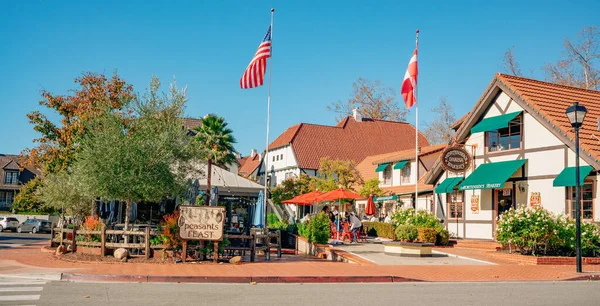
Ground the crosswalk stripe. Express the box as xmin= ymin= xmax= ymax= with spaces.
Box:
xmin=0 ymin=294 xmax=41 ymax=301
xmin=0 ymin=281 xmax=46 ymax=286
xmin=0 ymin=286 xmax=44 ymax=292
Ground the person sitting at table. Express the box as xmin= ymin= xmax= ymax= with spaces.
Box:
xmin=369 ymin=215 xmax=377 ymax=222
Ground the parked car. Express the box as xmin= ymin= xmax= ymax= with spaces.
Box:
xmin=0 ymin=217 xmax=20 ymax=232
xmin=17 ymin=219 xmax=52 ymax=234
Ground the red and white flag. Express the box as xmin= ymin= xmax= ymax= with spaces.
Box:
xmin=240 ymin=26 xmax=272 ymax=89
xmin=401 ymin=47 xmax=418 ymax=108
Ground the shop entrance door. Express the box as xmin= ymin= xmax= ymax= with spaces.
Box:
xmin=496 ymin=189 xmax=513 ymax=216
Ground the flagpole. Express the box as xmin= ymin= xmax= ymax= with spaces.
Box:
xmin=414 ymin=29 xmax=419 ymax=210
xmin=263 ymin=8 xmax=274 ymax=228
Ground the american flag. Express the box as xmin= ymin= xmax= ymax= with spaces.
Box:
xmin=240 ymin=26 xmax=272 ymax=89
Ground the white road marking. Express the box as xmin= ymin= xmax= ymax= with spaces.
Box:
xmin=0 ymin=294 xmax=41 ymax=301
xmin=0 ymin=286 xmax=44 ymax=292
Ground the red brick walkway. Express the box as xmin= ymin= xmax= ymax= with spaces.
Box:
xmin=1 ymin=243 xmax=598 ymax=282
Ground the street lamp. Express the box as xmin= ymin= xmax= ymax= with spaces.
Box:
xmin=566 ymin=101 xmax=587 ymax=273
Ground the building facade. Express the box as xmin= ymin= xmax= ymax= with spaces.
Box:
xmin=0 ymin=155 xmax=39 ymax=210
xmin=426 ymin=74 xmax=600 ymax=240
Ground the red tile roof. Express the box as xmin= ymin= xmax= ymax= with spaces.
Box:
xmin=238 ymin=154 xmax=261 ymax=178
xmin=268 ymin=117 xmax=429 ymax=169
xmin=497 ymin=74 xmax=600 ymax=162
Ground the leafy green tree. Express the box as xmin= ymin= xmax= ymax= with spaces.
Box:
xmin=359 ymin=178 xmax=384 ymax=197
xmin=24 ymin=72 xmax=134 ymax=173
xmin=37 ymin=171 xmax=93 ymax=220
xmin=271 ymin=174 xmax=312 ymax=205
xmin=315 ymin=157 xmax=363 ymax=191
xmin=193 ymin=114 xmax=237 ymax=204
xmin=12 ymin=178 xmax=51 ymax=214
xmin=73 ymin=77 xmax=194 ymax=229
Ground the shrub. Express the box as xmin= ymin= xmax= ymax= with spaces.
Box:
xmin=362 ymin=222 xmax=396 ymax=240
xmin=396 ymin=224 xmax=418 ymax=242
xmin=297 ymin=222 xmax=310 ymax=239
xmin=436 ymin=229 xmax=450 ymax=246
xmin=158 ymin=211 xmax=181 ymax=250
xmin=418 ymin=228 xmax=437 ymax=243
xmin=496 ymin=206 xmax=555 ymax=255
xmin=267 ymin=213 xmax=280 ymax=225
xmin=549 ymin=215 xmax=600 ymax=257
xmin=308 ymin=212 xmax=331 ymax=244
xmin=81 ymin=215 xmax=103 ymax=242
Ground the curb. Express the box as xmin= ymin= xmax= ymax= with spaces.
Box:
xmin=60 ymin=273 xmax=423 ymax=283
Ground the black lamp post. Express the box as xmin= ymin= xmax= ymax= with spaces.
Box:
xmin=566 ymin=101 xmax=587 ymax=273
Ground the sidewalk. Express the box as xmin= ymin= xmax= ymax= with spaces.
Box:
xmin=1 ymin=242 xmax=599 ymax=283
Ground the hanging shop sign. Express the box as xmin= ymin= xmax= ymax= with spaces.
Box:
xmin=530 ymin=192 xmax=541 ymax=207
xmin=471 ymin=194 xmax=480 ymax=214
xmin=374 ymin=195 xmax=398 ymax=202
xmin=178 ymin=206 xmax=225 ymax=241
xmin=441 ymin=146 xmax=471 ymax=174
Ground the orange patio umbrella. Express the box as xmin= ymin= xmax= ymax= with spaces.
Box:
xmin=316 ymin=188 xmax=364 ymax=241
xmin=365 ymin=195 xmax=376 ymax=216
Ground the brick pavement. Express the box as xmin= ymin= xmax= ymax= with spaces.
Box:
xmin=1 ymin=242 xmax=599 ymax=282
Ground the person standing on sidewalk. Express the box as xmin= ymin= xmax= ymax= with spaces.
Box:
xmin=348 ymin=212 xmax=362 ymax=243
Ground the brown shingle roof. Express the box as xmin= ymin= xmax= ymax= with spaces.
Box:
xmin=238 ymin=154 xmax=261 ymax=178
xmin=268 ymin=117 xmax=429 ymax=169
xmin=497 ymin=74 xmax=600 ymax=161
xmin=182 ymin=117 xmax=203 ymax=135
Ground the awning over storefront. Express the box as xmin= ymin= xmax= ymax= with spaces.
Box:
xmin=435 ymin=177 xmax=463 ymax=193
xmin=375 ymin=163 xmax=389 ymax=172
xmin=553 ymin=166 xmax=594 ymax=187
xmin=374 ymin=195 xmax=398 ymax=202
xmin=470 ymin=111 xmax=522 ymax=134
xmin=458 ymin=159 xmax=527 ymax=190
xmin=393 ymin=160 xmax=409 ymax=170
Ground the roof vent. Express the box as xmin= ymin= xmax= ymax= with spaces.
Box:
xmin=352 ymin=108 xmax=363 ymax=122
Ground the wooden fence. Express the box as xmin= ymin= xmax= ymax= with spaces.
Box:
xmin=51 ymin=226 xmax=282 ymax=262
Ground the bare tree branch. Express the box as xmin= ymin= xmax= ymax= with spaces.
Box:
xmin=503 ymin=46 xmax=523 ymax=76
xmin=423 ymin=97 xmax=456 ymax=145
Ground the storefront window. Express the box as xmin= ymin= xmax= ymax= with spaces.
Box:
xmin=486 ymin=116 xmax=522 ymax=152
xmin=566 ymin=182 xmax=594 ymax=220
xmin=447 ymin=190 xmax=464 ymax=219
xmin=383 ymin=165 xmax=392 ymax=185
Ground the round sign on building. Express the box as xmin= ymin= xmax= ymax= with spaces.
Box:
xmin=441 ymin=146 xmax=471 ymax=174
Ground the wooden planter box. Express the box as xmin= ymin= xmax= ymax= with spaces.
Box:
xmin=383 ymin=241 xmax=434 ymax=257
xmin=77 ymin=246 xmax=101 ymax=256
xmin=293 ymin=234 xmax=329 ymax=259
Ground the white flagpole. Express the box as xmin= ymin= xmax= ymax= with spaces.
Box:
xmin=263 ymin=8 xmax=274 ymax=228
xmin=414 ymin=29 xmax=419 ymax=210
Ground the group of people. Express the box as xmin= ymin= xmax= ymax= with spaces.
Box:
xmin=321 ymin=206 xmax=363 ymax=243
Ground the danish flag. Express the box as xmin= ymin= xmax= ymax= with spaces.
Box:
xmin=401 ymin=47 xmax=418 ymax=108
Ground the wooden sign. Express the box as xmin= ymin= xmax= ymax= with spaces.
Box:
xmin=530 ymin=192 xmax=541 ymax=207
xmin=178 ymin=206 xmax=225 ymax=241
xmin=471 ymin=194 xmax=480 ymax=214
xmin=441 ymin=146 xmax=471 ymax=174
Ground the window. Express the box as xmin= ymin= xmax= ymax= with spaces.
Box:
xmin=280 ymin=154 xmax=283 ymax=160
xmin=272 ymin=156 xmax=275 ymax=162
xmin=566 ymin=182 xmax=594 ymax=220
xmin=447 ymin=190 xmax=464 ymax=219
xmin=276 ymin=155 xmax=279 ymax=161
xmin=5 ymin=192 xmax=14 ymax=205
xmin=401 ymin=164 xmax=411 ymax=184
xmin=382 ymin=165 xmax=392 ymax=185
xmin=486 ymin=116 xmax=522 ymax=152
xmin=4 ymin=171 xmax=18 ymax=185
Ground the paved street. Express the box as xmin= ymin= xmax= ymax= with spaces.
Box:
xmin=35 ymin=281 xmax=600 ymax=306
xmin=0 ymin=232 xmax=51 ymax=250
xmin=0 ymin=277 xmax=49 ymax=305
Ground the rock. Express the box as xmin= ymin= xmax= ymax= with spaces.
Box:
xmin=55 ymin=245 xmax=66 ymax=256
xmin=114 ymin=248 xmax=128 ymax=260
xmin=229 ymin=256 xmax=243 ymax=265
xmin=120 ymin=257 xmax=128 ymax=263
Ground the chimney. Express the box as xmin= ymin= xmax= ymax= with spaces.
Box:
xmin=352 ymin=108 xmax=362 ymax=122
xmin=251 ymin=149 xmax=257 ymax=158
xmin=234 ymin=152 xmax=241 ymax=159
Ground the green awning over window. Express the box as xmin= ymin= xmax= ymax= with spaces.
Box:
xmin=458 ymin=159 xmax=527 ymax=191
xmin=375 ymin=163 xmax=389 ymax=172
xmin=471 ymin=111 xmax=522 ymax=134
xmin=435 ymin=177 xmax=463 ymax=193
xmin=553 ymin=166 xmax=594 ymax=187
xmin=393 ymin=160 xmax=409 ymax=170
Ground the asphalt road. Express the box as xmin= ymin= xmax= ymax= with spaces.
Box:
xmin=0 ymin=231 xmax=51 ymax=250
xmin=28 ymin=281 xmax=600 ymax=306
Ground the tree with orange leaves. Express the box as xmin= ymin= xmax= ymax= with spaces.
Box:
xmin=24 ymin=72 xmax=134 ymax=173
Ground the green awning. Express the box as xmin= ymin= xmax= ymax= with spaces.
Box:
xmin=471 ymin=111 xmax=522 ymax=134
xmin=375 ymin=163 xmax=389 ymax=172
xmin=393 ymin=160 xmax=409 ymax=170
xmin=458 ymin=159 xmax=527 ymax=191
xmin=553 ymin=166 xmax=594 ymax=187
xmin=435 ymin=177 xmax=463 ymax=193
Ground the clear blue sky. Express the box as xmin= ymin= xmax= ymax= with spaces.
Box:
xmin=1 ymin=0 xmax=598 ymax=156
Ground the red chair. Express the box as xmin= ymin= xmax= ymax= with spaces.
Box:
xmin=340 ymin=222 xmax=353 ymax=243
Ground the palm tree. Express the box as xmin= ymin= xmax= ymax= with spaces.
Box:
xmin=193 ymin=114 xmax=237 ymax=205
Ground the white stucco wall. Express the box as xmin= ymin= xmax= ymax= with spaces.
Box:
xmin=260 ymin=145 xmax=300 ymax=186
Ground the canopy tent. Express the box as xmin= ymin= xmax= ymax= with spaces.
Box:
xmin=191 ymin=163 xmax=265 ymax=197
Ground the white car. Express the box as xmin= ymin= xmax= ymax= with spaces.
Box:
xmin=0 ymin=216 xmax=20 ymax=232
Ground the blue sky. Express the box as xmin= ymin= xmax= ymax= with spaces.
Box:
xmin=1 ymin=0 xmax=598 ymax=156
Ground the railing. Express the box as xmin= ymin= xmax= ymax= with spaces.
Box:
xmin=51 ymin=226 xmax=158 ymax=259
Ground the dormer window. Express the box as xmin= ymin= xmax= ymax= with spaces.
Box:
xmin=4 ymin=171 xmax=18 ymax=185
xmin=382 ymin=165 xmax=392 ymax=185
xmin=401 ymin=164 xmax=411 ymax=184
xmin=486 ymin=115 xmax=522 ymax=152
